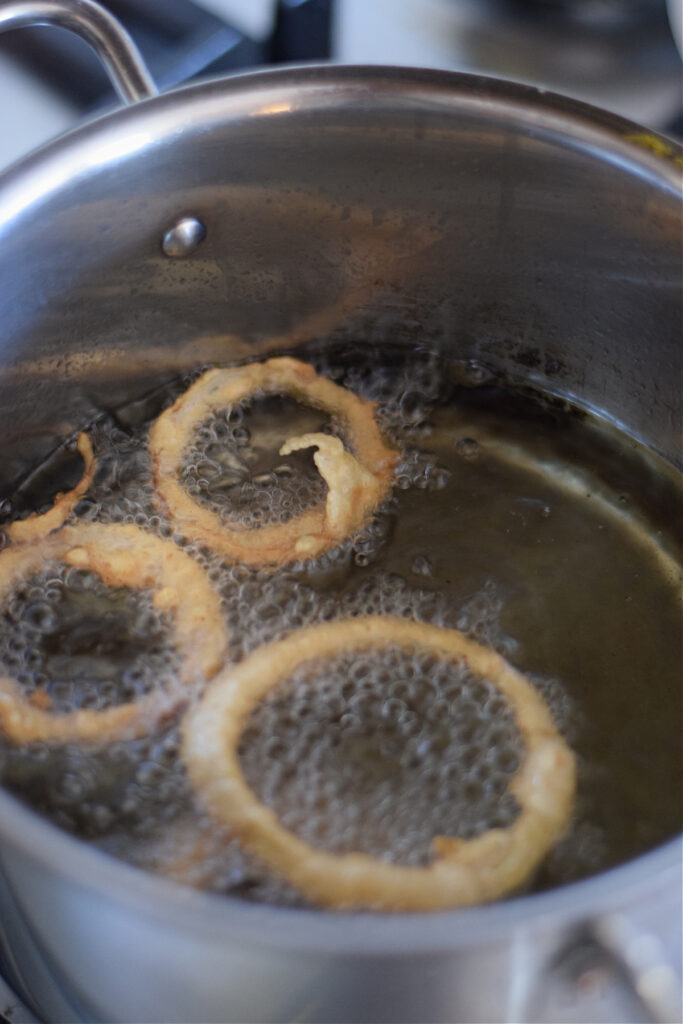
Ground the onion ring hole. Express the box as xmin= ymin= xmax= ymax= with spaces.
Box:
xmin=0 ymin=522 xmax=228 ymax=745
xmin=178 ymin=393 xmax=332 ymax=529
xmin=4 ymin=433 xmax=96 ymax=544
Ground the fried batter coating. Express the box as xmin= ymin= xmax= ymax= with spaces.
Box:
xmin=0 ymin=523 xmax=228 ymax=746
xmin=6 ymin=434 xmax=96 ymax=544
xmin=279 ymin=433 xmax=384 ymax=557
xmin=182 ymin=616 xmax=576 ymax=911
xmin=148 ymin=359 xmax=397 ymax=566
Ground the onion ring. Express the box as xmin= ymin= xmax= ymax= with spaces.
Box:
xmin=6 ymin=433 xmax=96 ymax=544
xmin=182 ymin=616 xmax=576 ymax=911
xmin=0 ymin=522 xmax=228 ymax=746
xmin=149 ymin=358 xmax=397 ymax=566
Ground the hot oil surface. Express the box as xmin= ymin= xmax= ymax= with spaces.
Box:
xmin=239 ymin=647 xmax=521 ymax=867
xmin=0 ymin=346 xmax=680 ymax=904
xmin=180 ymin=395 xmax=331 ymax=528
xmin=0 ymin=565 xmax=176 ymax=714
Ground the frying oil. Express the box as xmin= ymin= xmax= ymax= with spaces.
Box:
xmin=0 ymin=342 xmax=680 ymax=907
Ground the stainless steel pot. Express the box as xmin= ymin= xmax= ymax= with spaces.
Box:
xmin=0 ymin=3 xmax=680 ymax=1022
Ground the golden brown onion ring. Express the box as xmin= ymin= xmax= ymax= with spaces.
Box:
xmin=148 ymin=358 xmax=397 ymax=566
xmin=0 ymin=522 xmax=228 ymax=746
xmin=6 ymin=433 xmax=96 ymax=544
xmin=182 ymin=616 xmax=576 ymax=911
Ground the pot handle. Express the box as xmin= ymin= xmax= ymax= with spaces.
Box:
xmin=0 ymin=0 xmax=157 ymax=104
xmin=527 ymin=913 xmax=682 ymax=1024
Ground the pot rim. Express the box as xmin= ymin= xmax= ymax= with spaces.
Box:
xmin=0 ymin=63 xmax=680 ymax=232
xmin=0 ymin=784 xmax=680 ymax=954
xmin=0 ymin=64 xmax=680 ymax=954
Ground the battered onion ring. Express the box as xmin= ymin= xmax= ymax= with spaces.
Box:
xmin=0 ymin=522 xmax=228 ymax=746
xmin=6 ymin=433 xmax=96 ymax=544
xmin=182 ymin=616 xmax=576 ymax=911
xmin=148 ymin=358 xmax=397 ymax=566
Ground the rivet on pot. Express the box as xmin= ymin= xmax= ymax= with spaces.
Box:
xmin=162 ymin=217 xmax=206 ymax=257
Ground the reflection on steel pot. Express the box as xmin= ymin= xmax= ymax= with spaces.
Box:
xmin=0 ymin=2 xmax=680 ymax=1023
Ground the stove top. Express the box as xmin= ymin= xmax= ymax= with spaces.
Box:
xmin=0 ymin=0 xmax=680 ymax=170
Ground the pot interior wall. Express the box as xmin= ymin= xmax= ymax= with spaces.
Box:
xmin=0 ymin=69 xmax=680 ymax=498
